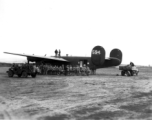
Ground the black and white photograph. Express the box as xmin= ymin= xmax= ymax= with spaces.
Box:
xmin=0 ymin=0 xmax=152 ymax=120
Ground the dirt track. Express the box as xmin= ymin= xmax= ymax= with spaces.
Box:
xmin=0 ymin=67 xmax=152 ymax=120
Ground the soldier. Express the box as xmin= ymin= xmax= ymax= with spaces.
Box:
xmin=81 ymin=65 xmax=86 ymax=75
xmin=46 ymin=64 xmax=50 ymax=75
xmin=64 ymin=65 xmax=68 ymax=76
xmin=56 ymin=66 xmax=59 ymax=75
xmin=61 ymin=65 xmax=65 ymax=75
xmin=76 ymin=65 xmax=80 ymax=75
xmin=49 ymin=65 xmax=53 ymax=75
xmin=33 ymin=64 xmax=37 ymax=73
xmin=73 ymin=66 xmax=76 ymax=75
xmin=36 ymin=65 xmax=40 ymax=74
xmin=41 ymin=64 xmax=45 ymax=75
xmin=58 ymin=66 xmax=62 ymax=75
xmin=29 ymin=64 xmax=33 ymax=72
xmin=51 ymin=66 xmax=55 ymax=75
xmin=39 ymin=64 xmax=43 ymax=75
xmin=86 ymin=66 xmax=91 ymax=76
xmin=45 ymin=64 xmax=49 ymax=75
xmin=54 ymin=65 xmax=58 ymax=75
xmin=55 ymin=49 xmax=58 ymax=57
xmin=53 ymin=66 xmax=56 ymax=75
xmin=43 ymin=64 xmax=46 ymax=75
xmin=59 ymin=49 xmax=61 ymax=57
xmin=69 ymin=65 xmax=73 ymax=75
xmin=130 ymin=62 xmax=135 ymax=67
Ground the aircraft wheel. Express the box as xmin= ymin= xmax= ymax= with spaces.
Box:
xmin=22 ymin=71 xmax=28 ymax=78
xmin=121 ymin=71 xmax=125 ymax=76
xmin=18 ymin=74 xmax=22 ymax=77
xmin=8 ymin=71 xmax=14 ymax=77
xmin=31 ymin=73 xmax=36 ymax=78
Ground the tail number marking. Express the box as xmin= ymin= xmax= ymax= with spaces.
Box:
xmin=92 ymin=50 xmax=101 ymax=55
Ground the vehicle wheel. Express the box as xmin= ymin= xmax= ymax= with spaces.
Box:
xmin=18 ymin=74 xmax=22 ymax=77
xmin=8 ymin=71 xmax=14 ymax=77
xmin=22 ymin=71 xmax=28 ymax=78
xmin=121 ymin=71 xmax=125 ymax=76
xmin=126 ymin=71 xmax=131 ymax=76
xmin=31 ymin=73 xmax=36 ymax=78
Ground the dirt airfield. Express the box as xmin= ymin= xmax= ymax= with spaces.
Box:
xmin=0 ymin=67 xmax=152 ymax=120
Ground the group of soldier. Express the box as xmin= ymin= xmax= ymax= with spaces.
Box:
xmin=37 ymin=64 xmax=91 ymax=76
xmin=11 ymin=62 xmax=94 ymax=76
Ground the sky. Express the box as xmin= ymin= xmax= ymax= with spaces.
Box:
xmin=0 ymin=0 xmax=152 ymax=66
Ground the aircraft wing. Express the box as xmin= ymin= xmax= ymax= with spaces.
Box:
xmin=4 ymin=52 xmax=69 ymax=62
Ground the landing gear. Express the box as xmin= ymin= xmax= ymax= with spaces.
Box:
xmin=121 ymin=70 xmax=131 ymax=76
xmin=121 ymin=71 xmax=125 ymax=76
xmin=18 ymin=74 xmax=22 ymax=77
xmin=31 ymin=73 xmax=36 ymax=78
xmin=8 ymin=70 xmax=14 ymax=77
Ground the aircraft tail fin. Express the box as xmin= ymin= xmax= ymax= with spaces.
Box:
xmin=110 ymin=49 xmax=122 ymax=62
xmin=91 ymin=46 xmax=105 ymax=66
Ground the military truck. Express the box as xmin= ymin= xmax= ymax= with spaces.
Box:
xmin=119 ymin=65 xmax=139 ymax=76
xmin=7 ymin=64 xmax=37 ymax=78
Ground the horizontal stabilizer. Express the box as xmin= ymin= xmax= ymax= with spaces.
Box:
xmin=106 ymin=57 xmax=121 ymax=62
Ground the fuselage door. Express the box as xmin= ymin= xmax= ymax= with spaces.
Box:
xmin=79 ymin=60 xmax=88 ymax=67
xmin=79 ymin=61 xmax=83 ymax=67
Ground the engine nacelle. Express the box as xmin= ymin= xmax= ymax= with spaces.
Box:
xmin=91 ymin=46 xmax=105 ymax=66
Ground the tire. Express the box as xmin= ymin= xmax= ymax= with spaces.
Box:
xmin=22 ymin=71 xmax=28 ymax=78
xmin=8 ymin=71 xmax=14 ymax=77
xmin=31 ymin=73 xmax=36 ymax=78
xmin=121 ymin=71 xmax=125 ymax=76
xmin=18 ymin=74 xmax=22 ymax=77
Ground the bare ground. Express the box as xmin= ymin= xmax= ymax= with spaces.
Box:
xmin=0 ymin=67 xmax=152 ymax=120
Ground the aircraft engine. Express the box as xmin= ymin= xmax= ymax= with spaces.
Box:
xmin=91 ymin=46 xmax=105 ymax=66
xmin=110 ymin=49 xmax=122 ymax=62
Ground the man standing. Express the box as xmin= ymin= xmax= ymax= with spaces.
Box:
xmin=55 ymin=49 xmax=58 ymax=56
xmin=130 ymin=62 xmax=135 ymax=66
xmin=59 ymin=49 xmax=61 ymax=57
